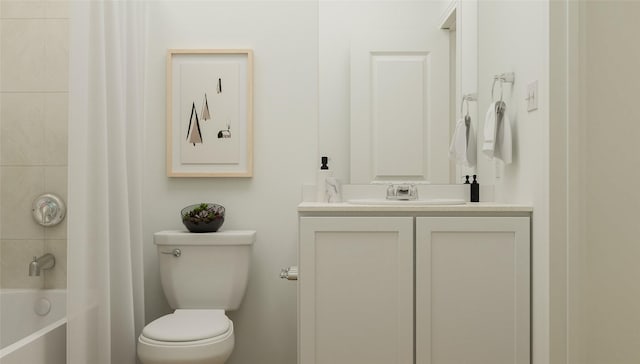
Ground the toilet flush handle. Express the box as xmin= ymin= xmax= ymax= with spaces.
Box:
xmin=160 ymin=249 xmax=181 ymax=257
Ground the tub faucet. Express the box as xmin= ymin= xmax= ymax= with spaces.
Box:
xmin=28 ymin=253 xmax=55 ymax=276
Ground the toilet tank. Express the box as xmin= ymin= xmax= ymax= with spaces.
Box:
xmin=154 ymin=230 xmax=255 ymax=310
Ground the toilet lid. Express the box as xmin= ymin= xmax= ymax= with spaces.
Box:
xmin=142 ymin=309 xmax=230 ymax=342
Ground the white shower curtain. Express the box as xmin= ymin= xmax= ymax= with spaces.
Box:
xmin=67 ymin=0 xmax=146 ymax=363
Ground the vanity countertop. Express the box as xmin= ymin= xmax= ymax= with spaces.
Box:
xmin=298 ymin=202 xmax=533 ymax=213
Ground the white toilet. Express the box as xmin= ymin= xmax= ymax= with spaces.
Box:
xmin=137 ymin=230 xmax=255 ymax=364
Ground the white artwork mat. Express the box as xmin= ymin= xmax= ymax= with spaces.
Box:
xmin=179 ymin=62 xmax=240 ymax=164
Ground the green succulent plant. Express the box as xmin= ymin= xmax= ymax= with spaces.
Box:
xmin=182 ymin=203 xmax=223 ymax=224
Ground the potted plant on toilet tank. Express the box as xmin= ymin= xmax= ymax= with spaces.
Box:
xmin=181 ymin=203 xmax=225 ymax=233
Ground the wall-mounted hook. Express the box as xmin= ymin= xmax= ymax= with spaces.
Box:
xmin=460 ymin=93 xmax=477 ymax=117
xmin=491 ymin=73 xmax=515 ymax=103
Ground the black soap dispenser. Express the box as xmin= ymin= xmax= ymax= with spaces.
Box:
xmin=321 ymin=156 xmax=329 ymax=170
xmin=316 ymin=156 xmax=333 ymax=202
xmin=470 ymin=175 xmax=480 ymax=202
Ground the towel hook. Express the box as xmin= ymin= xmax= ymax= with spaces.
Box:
xmin=460 ymin=97 xmax=469 ymax=117
xmin=491 ymin=72 xmax=515 ymax=103
xmin=491 ymin=78 xmax=505 ymax=102
xmin=460 ymin=93 xmax=477 ymax=117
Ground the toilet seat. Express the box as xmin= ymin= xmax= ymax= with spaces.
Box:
xmin=142 ymin=309 xmax=230 ymax=342
xmin=137 ymin=310 xmax=234 ymax=364
xmin=138 ymin=324 xmax=233 ymax=347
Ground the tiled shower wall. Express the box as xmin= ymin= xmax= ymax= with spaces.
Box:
xmin=0 ymin=0 xmax=68 ymax=289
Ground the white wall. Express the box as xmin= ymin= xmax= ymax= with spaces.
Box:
xmin=143 ymin=2 xmax=318 ymax=363
xmin=581 ymin=3 xmax=640 ymax=363
xmin=458 ymin=0 xmax=478 ymax=102
xmin=478 ymin=1 xmax=550 ymax=362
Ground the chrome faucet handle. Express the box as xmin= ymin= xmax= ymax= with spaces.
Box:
xmin=408 ymin=184 xmax=418 ymax=199
xmin=386 ymin=184 xmax=395 ymax=199
xmin=32 ymin=194 xmax=65 ymax=227
xmin=40 ymin=201 xmax=56 ymax=225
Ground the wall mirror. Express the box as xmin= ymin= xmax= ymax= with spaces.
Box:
xmin=318 ymin=0 xmax=478 ymax=185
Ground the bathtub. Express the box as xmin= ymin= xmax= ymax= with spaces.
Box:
xmin=0 ymin=289 xmax=66 ymax=364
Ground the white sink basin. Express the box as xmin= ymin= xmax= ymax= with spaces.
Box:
xmin=347 ymin=198 xmax=467 ymax=206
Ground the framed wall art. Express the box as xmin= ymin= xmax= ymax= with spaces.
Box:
xmin=167 ymin=49 xmax=253 ymax=177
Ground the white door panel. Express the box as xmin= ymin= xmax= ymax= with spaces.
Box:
xmin=351 ymin=31 xmax=450 ymax=183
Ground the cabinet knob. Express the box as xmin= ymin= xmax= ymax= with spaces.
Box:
xmin=280 ymin=266 xmax=298 ymax=280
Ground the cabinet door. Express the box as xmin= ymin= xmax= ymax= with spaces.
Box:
xmin=416 ymin=217 xmax=530 ymax=364
xmin=299 ymin=217 xmax=414 ymax=364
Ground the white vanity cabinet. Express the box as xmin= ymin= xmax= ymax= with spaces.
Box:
xmin=298 ymin=217 xmax=414 ymax=364
xmin=298 ymin=205 xmax=531 ymax=364
xmin=416 ymin=217 xmax=530 ymax=364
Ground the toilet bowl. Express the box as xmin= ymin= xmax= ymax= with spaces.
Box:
xmin=137 ymin=230 xmax=255 ymax=364
xmin=137 ymin=310 xmax=234 ymax=364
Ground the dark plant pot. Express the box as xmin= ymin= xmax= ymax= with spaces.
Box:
xmin=181 ymin=203 xmax=225 ymax=233
xmin=182 ymin=216 xmax=225 ymax=233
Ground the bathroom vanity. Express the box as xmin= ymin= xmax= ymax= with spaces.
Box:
xmin=297 ymin=202 xmax=532 ymax=364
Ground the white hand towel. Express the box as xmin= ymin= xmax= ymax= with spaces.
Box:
xmin=494 ymin=103 xmax=512 ymax=164
xmin=449 ymin=118 xmax=466 ymax=161
xmin=449 ymin=117 xmax=477 ymax=168
xmin=482 ymin=101 xmax=512 ymax=165
xmin=482 ymin=102 xmax=498 ymax=158
xmin=466 ymin=117 xmax=477 ymax=168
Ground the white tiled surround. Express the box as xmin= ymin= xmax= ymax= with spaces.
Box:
xmin=0 ymin=0 xmax=68 ymax=289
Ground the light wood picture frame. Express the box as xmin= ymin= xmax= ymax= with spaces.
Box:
xmin=167 ymin=49 xmax=253 ymax=177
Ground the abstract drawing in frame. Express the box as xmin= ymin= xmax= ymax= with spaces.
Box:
xmin=167 ymin=49 xmax=253 ymax=177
